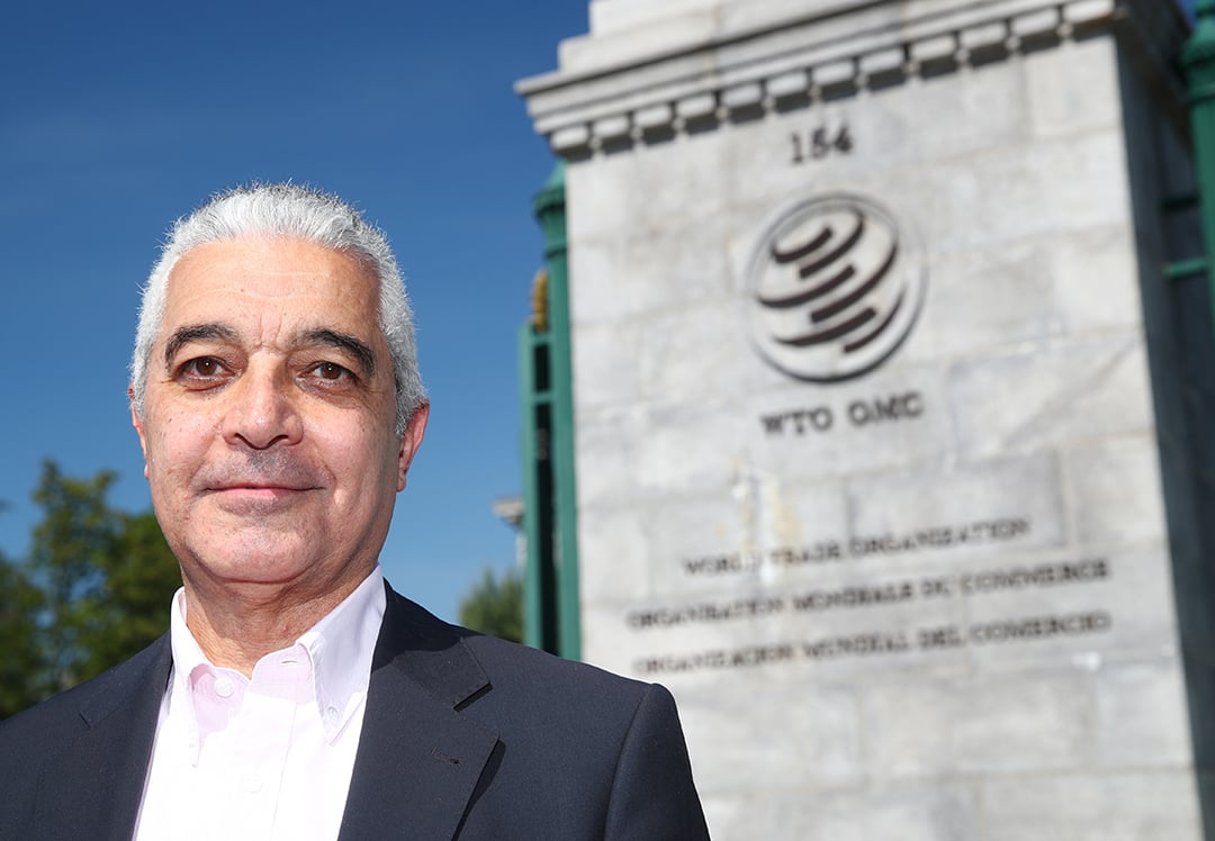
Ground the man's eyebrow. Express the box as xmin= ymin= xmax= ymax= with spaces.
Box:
xmin=163 ymin=324 xmax=239 ymax=369
xmin=300 ymin=328 xmax=377 ymax=376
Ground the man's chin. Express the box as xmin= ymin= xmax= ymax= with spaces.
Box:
xmin=181 ymin=536 xmax=322 ymax=587
xmin=195 ymin=559 xmax=312 ymax=586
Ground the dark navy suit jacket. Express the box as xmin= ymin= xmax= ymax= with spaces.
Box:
xmin=0 ymin=585 xmax=710 ymax=840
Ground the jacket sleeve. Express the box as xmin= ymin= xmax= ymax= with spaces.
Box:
xmin=602 ymin=683 xmax=711 ymax=840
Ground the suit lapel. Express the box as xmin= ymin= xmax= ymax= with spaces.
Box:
xmin=28 ymin=590 xmax=496 ymax=840
xmin=36 ymin=637 xmax=171 ymax=841
xmin=338 ymin=587 xmax=498 ymax=841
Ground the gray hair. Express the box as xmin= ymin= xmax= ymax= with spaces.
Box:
xmin=130 ymin=183 xmax=425 ymax=435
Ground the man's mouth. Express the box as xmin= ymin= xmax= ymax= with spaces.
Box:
xmin=197 ymin=457 xmax=323 ymax=509
xmin=205 ymin=483 xmax=320 ymax=511
xmin=214 ymin=484 xmax=307 ymax=493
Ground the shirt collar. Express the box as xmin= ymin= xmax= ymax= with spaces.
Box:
xmin=167 ymin=566 xmax=386 ymax=745
xmin=295 ymin=566 xmax=386 ymax=738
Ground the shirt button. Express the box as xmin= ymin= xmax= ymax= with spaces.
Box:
xmin=325 ymin=705 xmax=340 ymax=724
xmin=214 ymin=675 xmax=235 ymax=698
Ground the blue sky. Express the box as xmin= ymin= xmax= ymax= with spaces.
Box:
xmin=0 ymin=2 xmax=587 ymax=622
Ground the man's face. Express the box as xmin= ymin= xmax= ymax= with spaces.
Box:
xmin=132 ymin=236 xmax=427 ymax=602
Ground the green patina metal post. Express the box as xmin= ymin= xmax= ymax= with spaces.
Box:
xmin=530 ymin=161 xmax=581 ymax=660
xmin=1184 ymin=0 xmax=1215 ymax=324
xmin=519 ymin=316 xmax=558 ymax=653
xmin=519 ymin=321 xmax=542 ymax=650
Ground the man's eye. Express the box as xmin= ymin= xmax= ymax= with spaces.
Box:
xmin=310 ymin=362 xmax=354 ymax=383
xmin=178 ymin=357 xmax=228 ymax=381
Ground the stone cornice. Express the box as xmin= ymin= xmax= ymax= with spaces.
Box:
xmin=517 ymin=0 xmax=1190 ymax=156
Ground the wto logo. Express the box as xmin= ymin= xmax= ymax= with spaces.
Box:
xmin=746 ymin=195 xmax=926 ymax=383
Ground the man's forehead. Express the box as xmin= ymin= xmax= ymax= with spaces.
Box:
xmin=164 ymin=238 xmax=378 ymax=308
xmin=168 ymin=237 xmax=374 ymax=288
xmin=157 ymin=237 xmax=384 ymax=351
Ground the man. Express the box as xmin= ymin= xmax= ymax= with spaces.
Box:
xmin=0 ymin=184 xmax=710 ymax=840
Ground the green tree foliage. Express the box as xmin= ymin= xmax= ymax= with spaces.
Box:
xmin=458 ymin=566 xmax=524 ymax=644
xmin=0 ymin=461 xmax=181 ymax=719
xmin=0 ymin=554 xmax=44 ymax=717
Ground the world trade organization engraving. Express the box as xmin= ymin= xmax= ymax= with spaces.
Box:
xmin=746 ymin=194 xmax=926 ymax=383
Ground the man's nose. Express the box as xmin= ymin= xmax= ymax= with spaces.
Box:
xmin=220 ymin=365 xmax=303 ymax=450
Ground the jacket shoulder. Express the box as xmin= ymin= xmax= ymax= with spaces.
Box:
xmin=0 ymin=637 xmax=169 ymax=839
xmin=0 ymin=636 xmax=169 ymax=762
xmin=386 ymin=585 xmax=652 ymax=714
xmin=439 ymin=623 xmax=712 ymax=838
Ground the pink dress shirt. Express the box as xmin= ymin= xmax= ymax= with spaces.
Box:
xmin=132 ymin=567 xmax=386 ymax=841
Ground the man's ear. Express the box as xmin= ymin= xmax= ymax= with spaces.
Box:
xmin=129 ymin=385 xmax=150 ymax=479
xmin=397 ymin=403 xmax=430 ymax=492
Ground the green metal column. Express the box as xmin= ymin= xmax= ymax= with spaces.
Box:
xmin=1183 ymin=0 xmax=1215 ymax=326
xmin=519 ymin=315 xmax=558 ymax=653
xmin=532 ymin=161 xmax=581 ymax=661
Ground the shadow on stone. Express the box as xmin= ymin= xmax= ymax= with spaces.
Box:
xmin=867 ymin=68 xmax=908 ymax=93
xmin=601 ymin=136 xmax=634 ymax=157
xmin=821 ymin=81 xmax=860 ymax=102
xmin=919 ymin=57 xmax=959 ymax=80
xmin=686 ymin=114 xmax=720 ymax=135
xmin=727 ymin=104 xmax=766 ymax=125
xmin=774 ymin=92 xmax=813 ymax=115
xmin=1020 ymin=32 xmax=1062 ymax=56
xmin=969 ymin=44 xmax=1010 ymax=68
xmin=641 ymin=125 xmax=677 ymax=147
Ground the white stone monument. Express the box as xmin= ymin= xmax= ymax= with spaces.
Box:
xmin=519 ymin=1 xmax=1208 ymax=837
